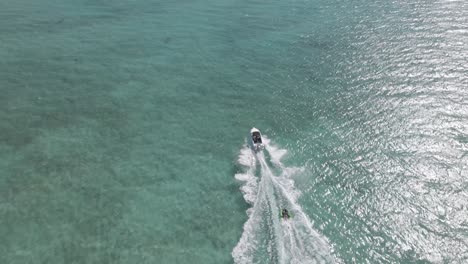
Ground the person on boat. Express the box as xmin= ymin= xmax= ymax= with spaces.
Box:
xmin=253 ymin=133 xmax=260 ymax=143
xmin=281 ymin=209 xmax=290 ymax=219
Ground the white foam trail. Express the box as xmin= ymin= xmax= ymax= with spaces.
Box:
xmin=235 ymin=144 xmax=258 ymax=206
xmin=238 ymin=144 xmax=257 ymax=168
xmin=263 ymin=136 xmax=287 ymax=167
xmin=233 ymin=139 xmax=335 ymax=264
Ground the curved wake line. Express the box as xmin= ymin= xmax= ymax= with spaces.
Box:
xmin=233 ymin=140 xmax=335 ymax=264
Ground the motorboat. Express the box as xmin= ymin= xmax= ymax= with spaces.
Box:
xmin=250 ymin=127 xmax=264 ymax=152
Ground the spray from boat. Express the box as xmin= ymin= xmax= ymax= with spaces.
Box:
xmin=233 ymin=129 xmax=336 ymax=264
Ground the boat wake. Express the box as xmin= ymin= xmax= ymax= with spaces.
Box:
xmin=233 ymin=137 xmax=335 ymax=264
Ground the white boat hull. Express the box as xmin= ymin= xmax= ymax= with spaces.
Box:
xmin=249 ymin=127 xmax=264 ymax=152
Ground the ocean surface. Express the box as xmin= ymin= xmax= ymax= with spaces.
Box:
xmin=1 ymin=0 xmax=467 ymax=263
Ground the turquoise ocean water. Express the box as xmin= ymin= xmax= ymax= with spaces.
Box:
xmin=1 ymin=0 xmax=467 ymax=263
